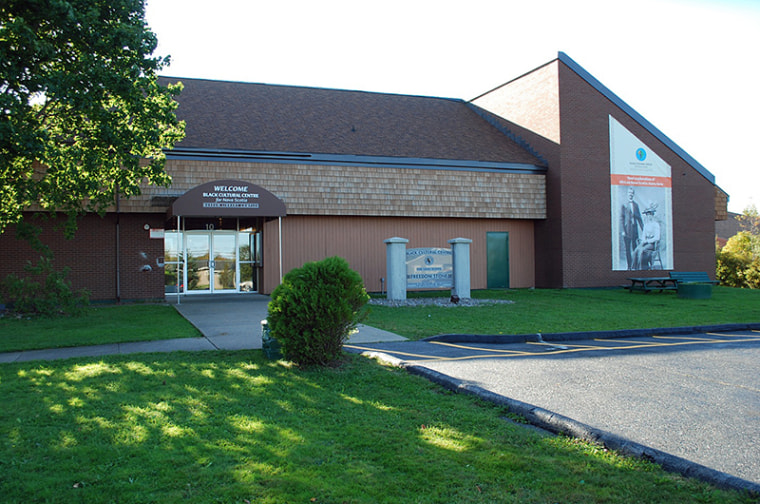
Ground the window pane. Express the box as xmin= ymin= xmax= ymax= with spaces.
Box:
xmin=164 ymin=231 xmax=181 ymax=263
xmin=238 ymin=232 xmax=252 ymax=261
xmin=165 ymin=263 xmax=183 ymax=294
xmin=240 ymin=263 xmax=256 ymax=292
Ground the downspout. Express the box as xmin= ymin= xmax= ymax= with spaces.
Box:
xmin=278 ymin=216 xmax=283 ymax=284
xmin=115 ymin=187 xmax=121 ymax=303
xmin=177 ymin=215 xmax=181 ymax=305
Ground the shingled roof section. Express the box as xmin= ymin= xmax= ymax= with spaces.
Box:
xmin=158 ymin=76 xmax=546 ymax=167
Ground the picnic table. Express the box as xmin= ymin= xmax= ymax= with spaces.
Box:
xmin=626 ymin=277 xmax=678 ymax=293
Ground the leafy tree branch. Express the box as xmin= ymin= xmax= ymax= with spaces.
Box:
xmin=1 ymin=0 xmax=185 ymax=236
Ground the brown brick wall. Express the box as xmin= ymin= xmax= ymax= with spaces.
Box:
xmin=472 ymin=58 xmax=718 ymax=287
xmin=472 ymin=64 xmax=564 ymax=288
xmin=472 ymin=60 xmax=561 ymax=144
xmin=0 ymin=213 xmax=165 ymax=302
xmin=119 ymin=160 xmax=546 ymax=220
xmin=556 ymin=62 xmax=717 ymax=287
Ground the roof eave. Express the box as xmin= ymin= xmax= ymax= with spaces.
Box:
xmin=165 ymin=147 xmax=547 ymax=174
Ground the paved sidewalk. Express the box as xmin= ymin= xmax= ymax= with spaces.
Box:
xmin=0 ymin=294 xmax=406 ymax=363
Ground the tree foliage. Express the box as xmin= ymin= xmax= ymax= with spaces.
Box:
xmin=735 ymin=203 xmax=760 ymax=237
xmin=716 ymin=205 xmax=760 ymax=289
xmin=0 ymin=0 xmax=185 ymax=235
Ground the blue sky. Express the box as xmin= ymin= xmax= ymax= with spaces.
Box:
xmin=145 ymin=0 xmax=759 ymax=213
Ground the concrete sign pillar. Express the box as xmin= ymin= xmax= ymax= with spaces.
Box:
xmin=384 ymin=237 xmax=409 ymax=300
xmin=449 ymin=237 xmax=472 ymax=299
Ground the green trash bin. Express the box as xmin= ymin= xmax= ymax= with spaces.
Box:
xmin=677 ymin=282 xmax=712 ymax=299
xmin=261 ymin=319 xmax=283 ymax=359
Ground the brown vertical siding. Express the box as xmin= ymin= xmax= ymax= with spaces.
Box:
xmin=261 ymin=215 xmax=534 ymax=294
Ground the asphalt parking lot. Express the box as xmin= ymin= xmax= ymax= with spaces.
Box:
xmin=347 ymin=330 xmax=760 ymax=489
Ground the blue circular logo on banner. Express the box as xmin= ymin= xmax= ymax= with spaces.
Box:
xmin=636 ymin=148 xmax=647 ymax=161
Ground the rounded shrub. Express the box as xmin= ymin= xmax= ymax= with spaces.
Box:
xmin=267 ymin=256 xmax=369 ymax=366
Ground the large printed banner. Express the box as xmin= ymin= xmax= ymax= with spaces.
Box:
xmin=609 ymin=116 xmax=673 ymax=271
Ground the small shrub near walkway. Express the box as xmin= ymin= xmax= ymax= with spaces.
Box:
xmin=267 ymin=256 xmax=368 ymax=366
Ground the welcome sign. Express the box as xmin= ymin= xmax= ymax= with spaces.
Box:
xmin=171 ymin=179 xmax=286 ymax=217
xmin=406 ymin=247 xmax=453 ymax=289
xmin=201 ymin=184 xmax=260 ymax=210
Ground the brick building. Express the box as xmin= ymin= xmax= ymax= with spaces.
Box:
xmin=0 ymin=53 xmax=727 ymax=301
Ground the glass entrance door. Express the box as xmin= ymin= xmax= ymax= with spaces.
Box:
xmin=184 ymin=232 xmax=238 ymax=294
xmin=211 ymin=233 xmax=236 ymax=292
xmin=166 ymin=218 xmax=264 ymax=296
xmin=186 ymin=233 xmax=211 ymax=293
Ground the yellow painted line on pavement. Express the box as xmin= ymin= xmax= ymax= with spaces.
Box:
xmin=347 ymin=333 xmax=760 ymax=362
xmin=344 ymin=345 xmax=446 ymax=361
xmin=524 ymin=343 xmax=622 ymax=356
xmin=429 ymin=341 xmax=537 ymax=356
xmin=601 ymin=336 xmax=760 ymax=349
xmin=348 ymin=342 xmax=554 ymax=362
xmin=526 ymin=341 xmax=603 ymax=350
xmin=704 ymin=332 xmax=760 ymax=338
xmin=654 ymin=335 xmax=722 ymax=341
xmin=653 ymin=334 xmax=760 ymax=344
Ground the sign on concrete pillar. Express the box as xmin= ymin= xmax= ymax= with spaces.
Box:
xmin=384 ymin=237 xmax=409 ymax=300
xmin=449 ymin=238 xmax=472 ymax=299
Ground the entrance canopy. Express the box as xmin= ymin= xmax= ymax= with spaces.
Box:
xmin=170 ymin=179 xmax=286 ymax=218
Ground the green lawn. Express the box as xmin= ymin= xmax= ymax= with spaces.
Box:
xmin=0 ymin=304 xmax=201 ymax=353
xmin=3 ymin=288 xmax=758 ymax=353
xmin=365 ymin=287 xmax=760 ymax=340
xmin=1 ymin=351 xmax=754 ymax=503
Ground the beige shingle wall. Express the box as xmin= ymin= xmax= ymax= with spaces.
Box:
xmin=715 ymin=186 xmax=728 ymax=221
xmin=121 ymin=159 xmax=546 ymax=219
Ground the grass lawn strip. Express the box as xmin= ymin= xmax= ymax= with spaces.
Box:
xmin=0 ymin=352 xmax=754 ymax=503
xmin=2 ymin=288 xmax=758 ymax=352
xmin=0 ymin=304 xmax=201 ymax=353
xmin=365 ymin=287 xmax=760 ymax=340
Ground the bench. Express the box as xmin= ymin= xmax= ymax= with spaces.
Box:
xmin=626 ymin=272 xmax=718 ymax=295
xmin=626 ymin=277 xmax=678 ymax=293
xmin=669 ymin=271 xmax=718 ymax=299
xmin=668 ymin=271 xmax=719 ymax=285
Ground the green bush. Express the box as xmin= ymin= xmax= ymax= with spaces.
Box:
xmin=267 ymin=256 xmax=369 ymax=366
xmin=1 ymin=255 xmax=90 ymax=316
xmin=716 ymin=232 xmax=760 ymax=289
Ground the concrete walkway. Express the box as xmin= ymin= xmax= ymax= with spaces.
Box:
xmin=170 ymin=293 xmax=406 ymax=349
xmin=0 ymin=294 xmax=406 ymax=363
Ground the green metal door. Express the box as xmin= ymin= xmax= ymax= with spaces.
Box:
xmin=487 ymin=232 xmax=509 ymax=289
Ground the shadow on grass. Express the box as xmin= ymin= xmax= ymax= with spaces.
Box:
xmin=0 ymin=352 xmax=751 ymax=503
